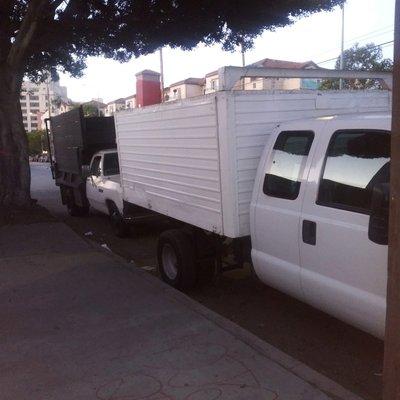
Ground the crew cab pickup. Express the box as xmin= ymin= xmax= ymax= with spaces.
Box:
xmin=251 ymin=112 xmax=390 ymax=338
xmin=113 ymin=67 xmax=392 ymax=338
xmin=51 ymin=68 xmax=393 ymax=337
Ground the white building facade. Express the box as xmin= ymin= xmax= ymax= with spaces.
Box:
xmin=20 ymin=80 xmax=68 ymax=132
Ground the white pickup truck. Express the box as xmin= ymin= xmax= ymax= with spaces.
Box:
xmin=84 ymin=149 xmax=127 ymax=236
xmin=251 ymin=112 xmax=390 ymax=339
xmin=54 ymin=67 xmax=393 ymax=338
xmin=112 ymin=67 xmax=392 ymax=338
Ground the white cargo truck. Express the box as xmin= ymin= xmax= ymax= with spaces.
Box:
xmin=92 ymin=67 xmax=392 ymax=337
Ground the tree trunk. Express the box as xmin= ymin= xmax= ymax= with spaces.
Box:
xmin=383 ymin=1 xmax=400 ymax=398
xmin=0 ymin=65 xmax=31 ymax=207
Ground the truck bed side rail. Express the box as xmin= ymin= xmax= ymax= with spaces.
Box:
xmin=218 ymin=66 xmax=393 ymax=91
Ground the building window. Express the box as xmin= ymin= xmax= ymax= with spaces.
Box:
xmin=211 ymin=79 xmax=218 ymax=90
xmin=29 ymin=95 xmax=39 ymax=100
xmin=317 ymin=130 xmax=390 ymax=214
xmin=172 ymin=88 xmax=181 ymax=99
xmin=30 ymin=102 xmax=39 ymax=107
xmin=263 ymin=131 xmax=314 ymax=200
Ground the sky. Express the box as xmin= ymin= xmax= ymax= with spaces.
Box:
xmin=59 ymin=0 xmax=396 ymax=104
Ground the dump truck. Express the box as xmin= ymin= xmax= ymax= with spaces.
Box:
xmin=48 ymin=107 xmax=116 ymax=216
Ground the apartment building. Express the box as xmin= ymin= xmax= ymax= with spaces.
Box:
xmin=105 ymin=98 xmax=126 ymax=116
xmin=164 ymin=78 xmax=205 ymax=101
xmin=125 ymin=94 xmax=136 ymax=110
xmin=21 ymin=80 xmax=68 ymax=132
xmin=162 ymin=58 xmax=322 ymax=102
xmin=104 ymin=58 xmax=322 ymax=114
xmin=204 ymin=59 xmax=322 ymax=93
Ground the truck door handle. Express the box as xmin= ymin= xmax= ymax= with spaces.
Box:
xmin=98 ymin=188 xmax=103 ymax=193
xmin=302 ymin=220 xmax=316 ymax=245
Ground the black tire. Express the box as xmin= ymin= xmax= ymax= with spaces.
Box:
xmin=108 ymin=202 xmax=129 ymax=238
xmin=157 ymin=229 xmax=197 ymax=290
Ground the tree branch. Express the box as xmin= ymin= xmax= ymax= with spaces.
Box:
xmin=0 ymin=0 xmax=16 ymax=61
xmin=6 ymin=0 xmax=49 ymax=70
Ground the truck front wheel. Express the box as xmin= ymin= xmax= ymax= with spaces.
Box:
xmin=157 ymin=229 xmax=197 ymax=290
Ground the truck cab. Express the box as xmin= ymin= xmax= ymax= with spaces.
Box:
xmin=86 ymin=149 xmax=126 ymax=235
xmin=251 ymin=112 xmax=391 ymax=338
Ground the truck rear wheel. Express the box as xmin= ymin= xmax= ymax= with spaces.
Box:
xmin=157 ymin=229 xmax=197 ymax=290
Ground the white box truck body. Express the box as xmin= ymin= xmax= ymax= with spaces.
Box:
xmin=115 ymin=77 xmax=391 ymax=238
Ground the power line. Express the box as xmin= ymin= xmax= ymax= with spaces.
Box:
xmin=344 ymin=26 xmax=393 ymax=45
xmin=308 ymin=25 xmax=394 ymax=63
xmin=317 ymin=40 xmax=394 ymax=65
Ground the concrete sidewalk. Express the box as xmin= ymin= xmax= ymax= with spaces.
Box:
xmin=0 ymin=222 xmax=363 ymax=400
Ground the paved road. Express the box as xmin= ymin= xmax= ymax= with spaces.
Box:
xmin=30 ymin=163 xmax=384 ymax=400
xmin=0 ymin=221 xmax=361 ymax=400
xmin=31 ymin=162 xmax=66 ymax=216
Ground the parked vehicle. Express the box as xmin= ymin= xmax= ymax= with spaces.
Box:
xmin=113 ymin=67 xmax=392 ymax=338
xmin=50 ymin=67 xmax=393 ymax=337
xmin=48 ymin=107 xmax=117 ymax=217
xmin=250 ymin=112 xmax=390 ymax=338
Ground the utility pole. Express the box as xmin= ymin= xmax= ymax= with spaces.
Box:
xmin=339 ymin=3 xmax=345 ymax=89
xmin=159 ymin=47 xmax=165 ymax=102
xmin=241 ymin=41 xmax=246 ymax=90
xmin=46 ymin=75 xmax=52 ymax=120
xmin=383 ymin=0 xmax=400 ymax=398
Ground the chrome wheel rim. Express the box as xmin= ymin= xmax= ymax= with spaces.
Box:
xmin=162 ymin=244 xmax=178 ymax=280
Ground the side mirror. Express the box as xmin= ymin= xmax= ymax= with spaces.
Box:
xmin=368 ymin=183 xmax=390 ymax=245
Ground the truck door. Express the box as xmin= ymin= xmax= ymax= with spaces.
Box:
xmin=251 ymin=130 xmax=316 ymax=300
xmin=86 ymin=155 xmax=106 ymax=213
xmin=299 ymin=126 xmax=390 ymax=338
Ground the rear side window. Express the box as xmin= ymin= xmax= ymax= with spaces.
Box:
xmin=317 ymin=130 xmax=390 ymax=214
xmin=103 ymin=152 xmax=120 ymax=176
xmin=263 ymin=131 xmax=314 ymax=200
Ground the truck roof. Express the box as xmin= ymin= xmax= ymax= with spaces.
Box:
xmin=316 ymin=111 xmax=391 ymax=122
xmin=277 ymin=111 xmax=391 ymax=132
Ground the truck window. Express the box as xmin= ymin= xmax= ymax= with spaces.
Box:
xmin=317 ymin=130 xmax=390 ymax=214
xmin=263 ymin=131 xmax=314 ymax=200
xmin=90 ymin=156 xmax=102 ymax=177
xmin=103 ymin=152 xmax=120 ymax=176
